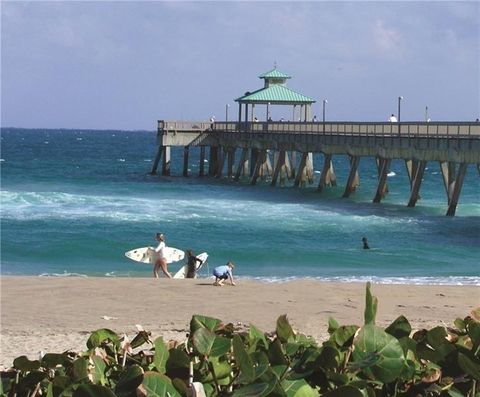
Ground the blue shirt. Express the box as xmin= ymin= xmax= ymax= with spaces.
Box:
xmin=213 ymin=265 xmax=231 ymax=278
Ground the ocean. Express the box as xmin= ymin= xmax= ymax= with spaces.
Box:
xmin=1 ymin=128 xmax=479 ymax=285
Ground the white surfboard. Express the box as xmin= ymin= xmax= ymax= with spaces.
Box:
xmin=173 ymin=252 xmax=208 ymax=279
xmin=125 ymin=246 xmax=185 ymax=264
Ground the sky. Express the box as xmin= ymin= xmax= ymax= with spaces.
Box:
xmin=1 ymin=1 xmax=479 ymax=130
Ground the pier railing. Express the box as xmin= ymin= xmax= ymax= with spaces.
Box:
xmin=159 ymin=120 xmax=480 ymax=138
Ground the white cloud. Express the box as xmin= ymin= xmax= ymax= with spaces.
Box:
xmin=373 ymin=19 xmax=404 ymax=58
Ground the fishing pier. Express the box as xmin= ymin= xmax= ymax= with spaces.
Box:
xmin=152 ymin=69 xmax=480 ymax=216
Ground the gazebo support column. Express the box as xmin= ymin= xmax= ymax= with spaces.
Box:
xmin=407 ymin=160 xmax=427 ymax=207
xmin=342 ymin=155 xmax=360 ymax=198
xmin=235 ymin=148 xmax=249 ymax=181
xmin=373 ymin=158 xmax=391 ymax=203
xmin=161 ymin=146 xmax=171 ymax=176
xmin=318 ymin=154 xmax=337 ymax=192
xmin=446 ymin=163 xmax=467 ymax=216
xmin=183 ymin=146 xmax=189 ymax=177
xmin=199 ymin=147 xmax=206 ymax=177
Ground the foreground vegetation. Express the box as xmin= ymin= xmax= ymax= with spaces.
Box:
xmin=1 ymin=283 xmax=479 ymax=396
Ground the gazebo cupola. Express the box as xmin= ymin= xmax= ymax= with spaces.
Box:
xmin=235 ymin=67 xmax=315 ymax=123
xmin=259 ymin=68 xmax=291 ymax=88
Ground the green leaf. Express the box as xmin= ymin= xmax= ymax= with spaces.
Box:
xmin=142 ymin=372 xmax=181 ymax=397
xmin=190 ymin=314 xmax=222 ymax=334
xmin=454 ymin=318 xmax=466 ymax=331
xmin=17 ymin=371 xmax=47 ymax=393
xmin=321 ymin=385 xmax=364 ymax=397
xmin=276 ymin=315 xmax=295 ymax=342
xmin=467 ymin=321 xmax=480 ymax=349
xmin=233 ymin=334 xmax=256 ymax=383
xmin=13 ymin=355 xmax=41 ymax=371
xmin=86 ymin=328 xmax=120 ymax=350
xmin=352 ymin=324 xmax=405 ymax=383
xmin=316 ymin=346 xmax=341 ymax=370
xmin=426 ymin=327 xmax=456 ymax=359
xmin=331 ymin=325 xmax=359 ymax=347
xmin=328 ymin=317 xmax=339 ymax=334
xmin=73 ymin=357 xmax=89 ymax=382
xmin=252 ymin=351 xmax=270 ymax=379
xmin=268 ymin=339 xmax=288 ymax=366
xmin=90 ymin=355 xmax=107 ymax=385
xmin=73 ymin=384 xmax=117 ymax=397
xmin=210 ymin=359 xmax=232 ymax=380
xmin=192 ymin=328 xmax=231 ymax=357
xmin=233 ymin=381 xmax=276 ymax=397
xmin=166 ymin=348 xmax=190 ymax=370
xmin=364 ymin=282 xmax=378 ymax=325
xmin=448 ymin=387 xmax=470 ymax=397
xmin=385 ymin=315 xmax=411 ymax=339
xmin=458 ymin=353 xmax=480 ymax=381
xmin=41 ymin=353 xmax=70 ymax=368
xmin=130 ymin=330 xmax=151 ymax=349
xmin=153 ymin=336 xmax=169 ymax=373
xmin=249 ymin=324 xmax=269 ymax=351
xmin=281 ymin=379 xmax=317 ymax=397
xmin=115 ymin=365 xmax=144 ymax=397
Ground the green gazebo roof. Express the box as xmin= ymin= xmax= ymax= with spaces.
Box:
xmin=258 ymin=68 xmax=291 ymax=79
xmin=235 ymin=85 xmax=315 ymax=104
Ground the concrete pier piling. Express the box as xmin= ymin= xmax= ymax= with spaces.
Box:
xmin=154 ymin=120 xmax=480 ymax=216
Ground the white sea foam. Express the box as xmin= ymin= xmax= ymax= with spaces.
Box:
xmin=244 ymin=275 xmax=480 ymax=286
xmin=39 ymin=271 xmax=88 ymax=278
xmin=387 ymin=171 xmax=396 ymax=177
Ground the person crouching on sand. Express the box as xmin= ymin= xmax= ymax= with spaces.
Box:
xmin=213 ymin=261 xmax=236 ymax=286
xmin=153 ymin=233 xmax=172 ymax=279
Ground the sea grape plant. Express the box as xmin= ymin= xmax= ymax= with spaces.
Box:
xmin=1 ymin=282 xmax=479 ymax=396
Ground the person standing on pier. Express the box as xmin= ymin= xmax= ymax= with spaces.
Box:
xmin=210 ymin=116 xmax=216 ymax=130
xmin=389 ymin=114 xmax=398 ymax=122
xmin=153 ymin=233 xmax=172 ymax=278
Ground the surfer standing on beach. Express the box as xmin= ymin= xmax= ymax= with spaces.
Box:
xmin=153 ymin=233 xmax=172 ymax=279
xmin=186 ymin=250 xmax=203 ymax=278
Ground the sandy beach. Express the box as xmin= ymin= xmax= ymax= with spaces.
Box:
xmin=1 ymin=276 xmax=478 ymax=368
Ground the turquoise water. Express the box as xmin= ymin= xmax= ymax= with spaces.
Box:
xmin=1 ymin=128 xmax=479 ymax=284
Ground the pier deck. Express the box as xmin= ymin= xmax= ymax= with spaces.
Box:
xmin=153 ymin=120 xmax=480 ymax=216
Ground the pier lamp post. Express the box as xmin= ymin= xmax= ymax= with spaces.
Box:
xmin=225 ymin=104 xmax=230 ymax=123
xmin=322 ymin=99 xmax=328 ymax=123
xmin=397 ymin=96 xmax=403 ymax=122
xmin=425 ymin=106 xmax=429 ymax=122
